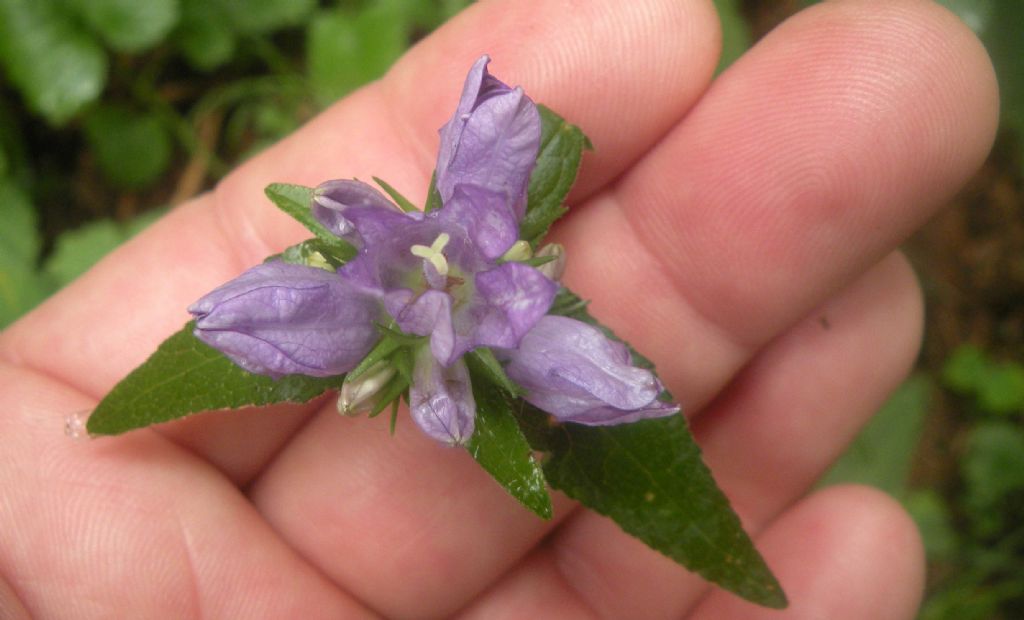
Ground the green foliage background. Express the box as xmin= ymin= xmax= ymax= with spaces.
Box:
xmin=1 ymin=0 xmax=1022 ymax=616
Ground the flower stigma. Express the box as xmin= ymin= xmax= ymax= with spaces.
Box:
xmin=410 ymin=232 xmax=451 ymax=276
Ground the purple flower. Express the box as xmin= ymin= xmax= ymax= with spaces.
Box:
xmin=436 ymin=55 xmax=541 ymax=220
xmin=410 ymin=347 xmax=476 ymax=445
xmin=504 ymin=316 xmax=680 ymax=425
xmin=190 ymin=55 xmax=678 ymax=444
xmin=190 ymin=56 xmax=553 ymax=445
xmin=188 ymin=262 xmax=379 ymax=378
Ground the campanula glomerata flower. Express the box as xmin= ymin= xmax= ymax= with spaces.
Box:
xmin=189 ymin=56 xmax=678 ymax=445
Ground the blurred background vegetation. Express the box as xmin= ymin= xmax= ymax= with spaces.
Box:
xmin=0 ymin=0 xmax=1020 ymax=617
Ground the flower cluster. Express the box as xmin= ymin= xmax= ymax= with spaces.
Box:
xmin=188 ymin=56 xmax=678 ymax=445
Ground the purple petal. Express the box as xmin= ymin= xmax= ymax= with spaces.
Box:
xmin=384 ymin=289 xmax=460 ymax=366
xmin=410 ymin=350 xmax=475 ymax=445
xmin=437 ymin=184 xmax=518 ymax=260
xmin=471 ymin=262 xmax=557 ymax=349
xmin=436 ymin=56 xmax=541 ymax=219
xmin=189 ymin=262 xmax=379 ymax=378
xmin=504 ymin=316 xmax=680 ymax=425
xmin=313 ymin=179 xmax=420 ymax=247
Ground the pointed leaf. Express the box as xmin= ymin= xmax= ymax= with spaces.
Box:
xmin=87 ymin=323 xmax=344 ymax=435
xmin=519 ymin=105 xmax=590 ymax=245
xmin=264 ymin=183 xmax=357 ymax=260
xmin=466 ymin=373 xmax=552 ymax=519
xmin=518 ymin=285 xmax=786 ymax=609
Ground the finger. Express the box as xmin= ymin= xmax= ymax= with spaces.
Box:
xmin=0 ymin=0 xmax=721 ymax=484
xmin=457 ymin=250 xmax=920 ymax=618
xmin=0 ymin=576 xmax=30 ymax=620
xmin=0 ymin=364 xmax=374 ymax=618
xmin=554 ymin=0 xmax=997 ymax=411
xmin=459 ymin=488 xmax=925 ymax=620
xmin=689 ymin=486 xmax=925 ymax=619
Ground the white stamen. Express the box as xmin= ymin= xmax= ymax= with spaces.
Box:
xmin=410 ymin=233 xmax=451 ymax=276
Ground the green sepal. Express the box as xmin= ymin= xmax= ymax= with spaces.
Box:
xmin=520 ymin=105 xmax=591 ymax=246
xmin=368 ymin=375 xmax=411 ymax=418
xmin=424 ymin=171 xmax=442 ymax=212
xmin=264 ymin=183 xmax=357 ymax=260
xmin=467 ymin=348 xmax=524 ymax=397
xmin=346 ymin=332 xmax=406 ymax=382
xmin=516 ymin=285 xmax=787 ymax=609
xmin=373 ymin=176 xmax=419 ymax=213
xmin=516 ymin=254 xmax=557 ymax=269
xmin=87 ymin=323 xmax=345 ymax=435
xmin=278 ymin=237 xmax=352 ymax=270
xmin=466 ymin=360 xmax=552 ymax=519
xmin=389 ymin=397 xmax=401 ymax=435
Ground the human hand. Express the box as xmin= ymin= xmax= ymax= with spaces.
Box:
xmin=0 ymin=0 xmax=997 ymax=617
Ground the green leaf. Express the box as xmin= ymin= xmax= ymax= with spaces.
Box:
xmin=818 ymin=374 xmax=930 ymax=496
xmin=943 ymin=344 xmax=990 ymax=394
xmin=306 ymin=4 xmax=407 ymax=105
xmin=0 ymin=179 xmax=53 ymax=327
xmin=373 ymin=177 xmax=419 ymax=213
xmin=222 ymin=0 xmax=317 ymax=35
xmin=67 ymin=0 xmax=179 ymax=53
xmin=466 ymin=375 xmax=552 ymax=519
xmin=521 ymin=285 xmax=785 ymax=608
xmin=0 ymin=0 xmax=107 ymax=125
xmin=962 ymin=421 xmax=1024 ymax=537
xmin=264 ymin=183 xmax=357 ymax=260
xmin=520 ymin=105 xmax=590 ymax=246
xmin=83 ymin=105 xmax=172 ymax=189
xmin=175 ymin=0 xmax=235 ymax=71
xmin=713 ymin=0 xmax=751 ymax=75
xmin=87 ymin=323 xmax=345 ymax=435
xmin=904 ymin=489 xmax=958 ymax=559
xmin=517 ymin=405 xmax=785 ymax=607
xmin=976 ymin=362 xmax=1024 ymax=415
xmin=0 ymin=178 xmax=39 ymax=263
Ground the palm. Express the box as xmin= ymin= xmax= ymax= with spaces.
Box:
xmin=0 ymin=1 xmax=997 ymax=618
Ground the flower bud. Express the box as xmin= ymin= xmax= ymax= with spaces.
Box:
xmin=338 ymin=362 xmax=397 ymax=416
xmin=500 ymin=240 xmax=533 ymax=263
xmin=535 ymin=243 xmax=566 ymax=281
xmin=505 ymin=316 xmax=679 ymax=425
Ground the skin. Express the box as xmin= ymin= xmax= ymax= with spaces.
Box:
xmin=0 ymin=0 xmax=998 ymax=618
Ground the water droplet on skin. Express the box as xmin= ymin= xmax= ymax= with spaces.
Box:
xmin=64 ymin=410 xmax=91 ymax=441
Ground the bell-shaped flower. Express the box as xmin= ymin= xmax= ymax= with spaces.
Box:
xmin=188 ymin=55 xmax=555 ymax=445
xmin=436 ymin=55 xmax=541 ymax=219
xmin=189 ymin=262 xmax=379 ymax=378
xmin=409 ymin=347 xmax=476 ymax=445
xmin=504 ymin=316 xmax=680 ymax=425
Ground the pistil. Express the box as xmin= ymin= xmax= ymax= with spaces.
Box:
xmin=410 ymin=233 xmax=451 ymax=276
